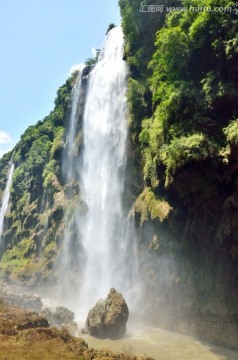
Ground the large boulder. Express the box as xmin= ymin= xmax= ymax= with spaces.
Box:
xmin=85 ymin=288 xmax=129 ymax=339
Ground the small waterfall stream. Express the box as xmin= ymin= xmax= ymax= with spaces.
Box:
xmin=58 ymin=68 xmax=87 ymax=302
xmin=64 ymin=73 xmax=84 ymax=182
xmin=0 ymin=163 xmax=14 ymax=245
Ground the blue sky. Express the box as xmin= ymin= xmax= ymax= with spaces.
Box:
xmin=0 ymin=0 xmax=120 ymax=157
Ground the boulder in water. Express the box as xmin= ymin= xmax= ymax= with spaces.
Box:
xmin=85 ymin=288 xmax=129 ymax=339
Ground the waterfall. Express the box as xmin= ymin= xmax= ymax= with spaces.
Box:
xmin=58 ymin=70 xmax=86 ymax=300
xmin=0 ymin=163 xmax=14 ymax=246
xmin=78 ymin=26 xmax=138 ymax=317
xmin=58 ymin=26 xmax=139 ymax=319
xmin=64 ymin=73 xmax=84 ymax=182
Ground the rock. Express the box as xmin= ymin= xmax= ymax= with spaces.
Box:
xmin=16 ymin=317 xmax=49 ymax=330
xmin=85 ymin=288 xmax=129 ymax=339
xmin=54 ymin=307 xmax=74 ymax=324
xmin=82 ymin=65 xmax=94 ymax=78
xmin=1 ymin=291 xmax=42 ymax=312
xmin=21 ymin=294 xmax=42 ymax=312
xmin=41 ymin=306 xmax=74 ymax=325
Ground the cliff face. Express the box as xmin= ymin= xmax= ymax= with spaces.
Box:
xmin=119 ymin=0 xmax=238 ymax=350
xmin=0 ymin=70 xmax=90 ymax=285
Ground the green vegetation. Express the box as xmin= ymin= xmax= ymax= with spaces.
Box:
xmin=0 ymin=72 xmax=79 ymax=281
xmin=160 ymin=133 xmax=218 ymax=186
xmin=0 ymin=151 xmax=12 ymax=199
xmin=85 ymin=49 xmax=100 ymax=66
xmin=119 ymin=0 xmax=238 ymax=254
xmin=106 ymin=23 xmax=116 ymax=34
xmin=140 ymin=0 xmax=238 ymax=191
xmin=224 ymin=119 xmax=238 ymax=146
xmin=120 ymin=1 xmax=238 ymax=175
xmin=135 ymin=187 xmax=172 ymax=225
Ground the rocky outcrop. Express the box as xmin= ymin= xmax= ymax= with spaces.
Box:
xmin=82 ymin=65 xmax=94 ymax=78
xmin=0 ymin=283 xmax=42 ymax=312
xmin=16 ymin=317 xmax=49 ymax=330
xmin=85 ymin=288 xmax=129 ymax=339
xmin=42 ymin=306 xmax=74 ymax=325
xmin=0 ymin=300 xmax=153 ymax=359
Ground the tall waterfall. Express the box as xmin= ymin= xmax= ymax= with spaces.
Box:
xmin=0 ymin=163 xmax=14 ymax=245
xmin=77 ymin=26 xmax=138 ymax=316
xmin=58 ymin=26 xmax=139 ymax=319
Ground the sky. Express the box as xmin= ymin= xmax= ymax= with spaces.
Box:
xmin=0 ymin=0 xmax=120 ymax=158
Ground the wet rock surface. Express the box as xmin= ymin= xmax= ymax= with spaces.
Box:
xmin=42 ymin=306 xmax=74 ymax=325
xmin=85 ymin=288 xmax=129 ymax=339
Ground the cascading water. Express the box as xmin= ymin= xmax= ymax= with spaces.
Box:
xmin=64 ymin=73 xmax=84 ymax=182
xmin=58 ymin=70 xmax=86 ymax=301
xmin=57 ymin=26 xmax=140 ymax=319
xmin=77 ymin=26 xmax=139 ymax=317
xmin=0 ymin=163 xmax=14 ymax=246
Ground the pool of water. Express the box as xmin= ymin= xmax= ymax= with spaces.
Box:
xmin=82 ymin=324 xmax=238 ymax=360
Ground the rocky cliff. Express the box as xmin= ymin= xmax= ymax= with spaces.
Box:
xmin=0 ymin=69 xmax=89 ymax=285
xmin=119 ymin=0 xmax=238 ymax=350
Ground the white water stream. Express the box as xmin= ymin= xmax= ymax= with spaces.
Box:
xmin=0 ymin=163 xmax=14 ymax=245
xmin=78 ymin=26 xmax=139 ymax=317
xmin=57 ymin=26 xmax=139 ymax=318
xmin=65 ymin=73 xmax=83 ymax=181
